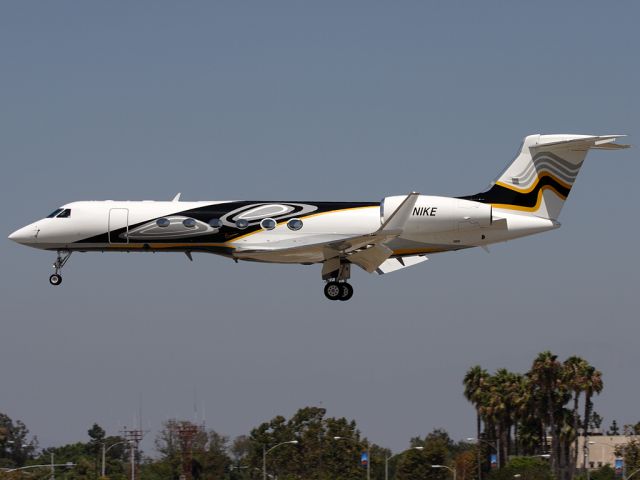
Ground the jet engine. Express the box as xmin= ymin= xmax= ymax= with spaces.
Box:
xmin=381 ymin=195 xmax=492 ymax=233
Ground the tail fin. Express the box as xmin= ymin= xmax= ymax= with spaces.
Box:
xmin=463 ymin=134 xmax=629 ymax=220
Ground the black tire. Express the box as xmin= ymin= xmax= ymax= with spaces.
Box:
xmin=339 ymin=283 xmax=354 ymax=301
xmin=49 ymin=274 xmax=62 ymax=286
xmin=323 ymin=281 xmax=341 ymax=300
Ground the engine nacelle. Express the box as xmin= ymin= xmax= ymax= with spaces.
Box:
xmin=381 ymin=195 xmax=492 ymax=233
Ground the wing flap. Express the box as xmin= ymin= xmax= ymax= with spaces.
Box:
xmin=348 ymin=244 xmax=394 ymax=273
xmin=375 ymin=254 xmax=429 ymax=275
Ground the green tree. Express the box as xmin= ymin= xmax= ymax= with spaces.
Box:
xmin=486 ymin=457 xmax=553 ymax=480
xmin=0 ymin=413 xmax=37 ymax=468
xmin=396 ymin=429 xmax=451 ymax=480
xmin=245 ymin=406 xmax=373 ymax=480
xmin=455 ymin=448 xmax=479 ymax=480
xmin=606 ymin=420 xmax=620 ymax=436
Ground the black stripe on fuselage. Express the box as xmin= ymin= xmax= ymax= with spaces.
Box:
xmin=75 ymin=200 xmax=379 ymax=245
xmin=459 ymin=175 xmax=570 ymax=208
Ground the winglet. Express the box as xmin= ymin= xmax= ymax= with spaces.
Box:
xmin=172 ymin=193 xmax=181 ymax=202
xmin=378 ymin=192 xmax=420 ymax=233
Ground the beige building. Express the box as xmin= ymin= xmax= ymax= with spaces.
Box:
xmin=576 ymin=436 xmax=630 ymax=470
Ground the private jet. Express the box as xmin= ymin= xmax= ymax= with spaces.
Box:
xmin=8 ymin=134 xmax=629 ymax=300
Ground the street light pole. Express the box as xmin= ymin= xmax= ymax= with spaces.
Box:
xmin=385 ymin=446 xmax=424 ymax=480
xmin=262 ymin=440 xmax=298 ymax=480
xmin=101 ymin=441 xmax=128 ymax=477
xmin=584 ymin=440 xmax=590 ymax=480
xmin=432 ymin=464 xmax=457 ymax=480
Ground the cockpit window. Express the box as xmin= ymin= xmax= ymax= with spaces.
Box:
xmin=47 ymin=208 xmax=63 ymax=218
xmin=56 ymin=209 xmax=71 ymax=218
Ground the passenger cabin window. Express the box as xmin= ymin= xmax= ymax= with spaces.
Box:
xmin=287 ymin=218 xmax=303 ymax=231
xmin=47 ymin=208 xmax=63 ymax=218
xmin=261 ymin=218 xmax=276 ymax=230
xmin=56 ymin=209 xmax=71 ymax=218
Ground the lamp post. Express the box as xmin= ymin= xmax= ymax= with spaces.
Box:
xmin=432 ymin=464 xmax=457 ymax=480
xmin=101 ymin=440 xmax=128 ymax=477
xmin=262 ymin=440 xmax=298 ymax=480
xmin=467 ymin=437 xmax=500 ymax=479
xmin=333 ymin=436 xmax=370 ymax=480
xmin=385 ymin=446 xmax=424 ymax=480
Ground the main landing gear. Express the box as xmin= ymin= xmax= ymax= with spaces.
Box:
xmin=323 ymin=281 xmax=354 ymax=301
xmin=322 ymin=259 xmax=354 ymax=301
xmin=49 ymin=250 xmax=71 ymax=286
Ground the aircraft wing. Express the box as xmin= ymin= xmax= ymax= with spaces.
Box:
xmin=233 ymin=230 xmax=400 ymax=263
xmin=234 ymin=192 xmax=420 ymax=271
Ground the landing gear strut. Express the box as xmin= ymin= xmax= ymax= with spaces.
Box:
xmin=49 ymin=250 xmax=71 ymax=286
xmin=322 ymin=259 xmax=355 ymax=301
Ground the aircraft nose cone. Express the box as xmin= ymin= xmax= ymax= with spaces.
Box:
xmin=8 ymin=225 xmax=38 ymax=244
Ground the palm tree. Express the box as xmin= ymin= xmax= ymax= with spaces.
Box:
xmin=564 ymin=355 xmax=589 ymax=476
xmin=527 ymin=351 xmax=565 ymax=476
xmin=463 ymin=366 xmax=490 ymax=443
xmin=582 ymin=366 xmax=603 ymax=466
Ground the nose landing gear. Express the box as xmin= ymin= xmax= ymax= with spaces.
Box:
xmin=49 ymin=251 xmax=71 ymax=286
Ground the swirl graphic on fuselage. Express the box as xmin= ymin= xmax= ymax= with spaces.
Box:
xmin=219 ymin=203 xmax=318 ymax=227
xmin=125 ymin=216 xmax=218 ymax=240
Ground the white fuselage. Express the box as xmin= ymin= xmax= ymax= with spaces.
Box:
xmin=9 ymin=196 xmax=558 ymax=262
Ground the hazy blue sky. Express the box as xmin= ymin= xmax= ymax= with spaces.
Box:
xmin=1 ymin=2 xmax=639 ymax=454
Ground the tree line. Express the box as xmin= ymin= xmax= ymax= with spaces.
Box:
xmin=1 ymin=350 xmax=639 ymax=480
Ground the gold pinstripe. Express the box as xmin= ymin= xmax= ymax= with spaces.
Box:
xmin=491 ymin=185 xmax=567 ymax=212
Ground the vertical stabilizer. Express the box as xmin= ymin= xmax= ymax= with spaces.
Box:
xmin=462 ymin=134 xmax=629 ymax=220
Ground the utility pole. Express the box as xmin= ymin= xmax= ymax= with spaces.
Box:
xmin=173 ymin=422 xmax=204 ymax=480
xmin=121 ymin=427 xmax=143 ymax=480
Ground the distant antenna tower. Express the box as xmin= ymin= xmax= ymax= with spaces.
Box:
xmin=173 ymin=422 xmax=205 ymax=480
xmin=121 ymin=427 xmax=144 ymax=480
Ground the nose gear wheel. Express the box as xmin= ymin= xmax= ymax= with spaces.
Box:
xmin=49 ymin=250 xmax=71 ymax=286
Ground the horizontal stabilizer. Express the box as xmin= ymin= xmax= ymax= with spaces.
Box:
xmin=531 ymin=135 xmax=630 ymax=151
